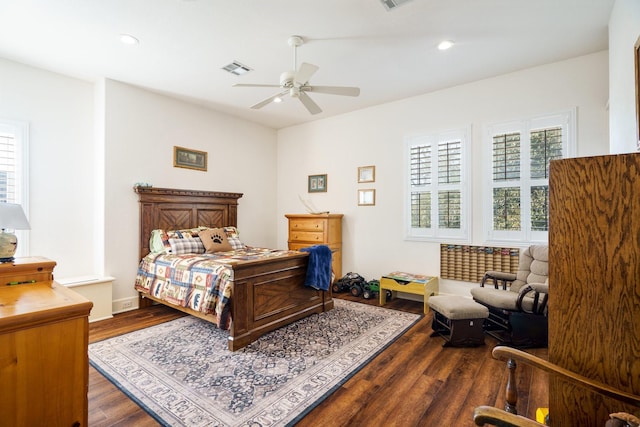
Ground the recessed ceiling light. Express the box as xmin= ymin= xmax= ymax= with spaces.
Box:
xmin=273 ymin=97 xmax=282 ymax=103
xmin=120 ymin=34 xmax=139 ymax=45
xmin=438 ymin=40 xmax=454 ymax=51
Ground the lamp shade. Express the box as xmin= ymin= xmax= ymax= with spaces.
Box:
xmin=0 ymin=203 xmax=30 ymax=230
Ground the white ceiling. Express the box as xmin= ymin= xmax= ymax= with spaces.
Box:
xmin=0 ymin=0 xmax=614 ymax=129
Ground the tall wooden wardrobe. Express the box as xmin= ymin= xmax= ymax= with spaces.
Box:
xmin=548 ymin=152 xmax=640 ymax=424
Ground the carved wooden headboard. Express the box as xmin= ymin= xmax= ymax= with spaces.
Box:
xmin=134 ymin=186 xmax=243 ymax=259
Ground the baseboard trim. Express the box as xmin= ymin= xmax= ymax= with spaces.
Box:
xmin=112 ymin=296 xmax=139 ymax=314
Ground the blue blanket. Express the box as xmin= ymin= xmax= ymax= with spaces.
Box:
xmin=300 ymin=245 xmax=333 ymax=291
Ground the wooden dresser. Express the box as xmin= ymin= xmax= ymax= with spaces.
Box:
xmin=286 ymin=213 xmax=343 ymax=279
xmin=0 ymin=257 xmax=93 ymax=427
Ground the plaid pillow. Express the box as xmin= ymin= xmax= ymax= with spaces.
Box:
xmin=150 ymin=226 xmax=245 ymax=253
xmin=150 ymin=227 xmax=208 ymax=253
xmin=223 ymin=226 xmax=245 ymax=250
xmin=168 ymin=237 xmax=205 ymax=255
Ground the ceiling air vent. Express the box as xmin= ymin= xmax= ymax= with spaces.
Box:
xmin=222 ymin=61 xmax=252 ymax=76
xmin=380 ymin=0 xmax=413 ymax=11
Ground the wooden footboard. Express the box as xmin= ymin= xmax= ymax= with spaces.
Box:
xmin=135 ymin=186 xmax=333 ymax=351
xmin=138 ymin=252 xmax=333 ymax=351
xmin=229 ymin=251 xmax=333 ymax=351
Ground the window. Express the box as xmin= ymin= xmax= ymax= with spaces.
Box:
xmin=405 ymin=127 xmax=470 ymax=242
xmin=484 ymin=110 xmax=575 ymax=243
xmin=0 ymin=119 xmax=29 ymax=256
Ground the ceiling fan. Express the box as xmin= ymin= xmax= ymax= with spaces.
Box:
xmin=233 ymin=35 xmax=360 ymax=115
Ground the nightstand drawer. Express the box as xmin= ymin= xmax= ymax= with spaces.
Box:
xmin=289 ymin=218 xmax=325 ymax=232
xmin=290 ymin=231 xmax=324 ymax=243
xmin=0 ymin=256 xmax=56 ymax=286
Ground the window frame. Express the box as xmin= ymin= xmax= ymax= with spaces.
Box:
xmin=483 ymin=109 xmax=576 ymax=245
xmin=0 ymin=119 xmax=30 ymax=257
xmin=404 ymin=126 xmax=471 ymax=243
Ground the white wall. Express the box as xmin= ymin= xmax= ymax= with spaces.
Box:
xmin=102 ymin=79 xmax=278 ymax=303
xmin=277 ymin=52 xmax=610 ymax=296
xmin=609 ymin=0 xmax=640 ymax=153
xmin=0 ymin=58 xmax=96 ymax=278
xmin=0 ymin=60 xmax=279 ymax=308
xmin=0 ymin=47 xmax=613 ymax=307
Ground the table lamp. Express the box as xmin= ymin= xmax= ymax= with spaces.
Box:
xmin=0 ymin=203 xmax=30 ymax=262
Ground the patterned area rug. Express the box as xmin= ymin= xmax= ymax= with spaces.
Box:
xmin=89 ymin=299 xmax=421 ymax=427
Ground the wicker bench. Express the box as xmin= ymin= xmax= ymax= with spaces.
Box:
xmin=428 ymin=295 xmax=489 ymax=347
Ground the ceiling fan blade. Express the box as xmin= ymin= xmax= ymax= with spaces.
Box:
xmin=234 ymin=83 xmax=281 ymax=88
xmin=308 ymin=85 xmax=360 ymax=97
xmin=250 ymin=90 xmax=288 ymax=110
xmin=298 ymin=91 xmax=322 ymax=115
xmin=295 ymin=62 xmax=319 ymax=85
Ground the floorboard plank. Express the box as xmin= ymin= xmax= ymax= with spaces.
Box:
xmin=87 ymin=295 xmax=547 ymax=426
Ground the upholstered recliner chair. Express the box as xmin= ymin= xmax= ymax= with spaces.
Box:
xmin=470 ymin=245 xmax=549 ymax=348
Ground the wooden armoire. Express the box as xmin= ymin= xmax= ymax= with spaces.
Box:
xmin=548 ymin=152 xmax=640 ymax=424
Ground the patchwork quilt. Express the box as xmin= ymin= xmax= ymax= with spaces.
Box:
xmin=134 ymin=248 xmax=299 ymax=329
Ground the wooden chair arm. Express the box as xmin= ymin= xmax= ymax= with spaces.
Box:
xmin=481 ymin=271 xmax=517 ymax=289
xmin=473 ymin=405 xmax=545 ymax=427
xmin=492 ymin=346 xmax=640 ymax=408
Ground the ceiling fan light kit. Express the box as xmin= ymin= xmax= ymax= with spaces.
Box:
xmin=233 ymin=35 xmax=360 ymax=115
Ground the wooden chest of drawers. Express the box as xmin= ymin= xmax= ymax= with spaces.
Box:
xmin=0 ymin=280 xmax=93 ymax=426
xmin=286 ymin=214 xmax=343 ymax=279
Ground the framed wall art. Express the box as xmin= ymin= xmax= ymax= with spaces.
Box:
xmin=358 ymin=189 xmax=376 ymax=206
xmin=308 ymin=174 xmax=327 ymax=193
xmin=174 ymin=146 xmax=208 ymax=171
xmin=358 ymin=165 xmax=375 ymax=183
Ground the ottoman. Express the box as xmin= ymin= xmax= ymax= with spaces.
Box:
xmin=428 ymin=295 xmax=489 ymax=347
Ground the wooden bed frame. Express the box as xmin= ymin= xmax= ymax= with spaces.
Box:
xmin=134 ymin=186 xmax=334 ymax=351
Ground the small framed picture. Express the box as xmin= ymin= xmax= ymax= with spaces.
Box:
xmin=358 ymin=189 xmax=376 ymax=206
xmin=308 ymin=174 xmax=327 ymax=193
xmin=174 ymin=146 xmax=207 ymax=171
xmin=358 ymin=165 xmax=375 ymax=183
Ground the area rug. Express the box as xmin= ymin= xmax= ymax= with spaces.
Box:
xmin=89 ymin=299 xmax=421 ymax=426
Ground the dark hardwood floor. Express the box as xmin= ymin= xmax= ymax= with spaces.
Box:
xmin=87 ymin=294 xmax=549 ymax=426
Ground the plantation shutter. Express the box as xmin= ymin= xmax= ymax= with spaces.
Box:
xmin=406 ymin=128 xmax=469 ymax=242
xmin=410 ymin=144 xmax=431 ymax=228
xmin=0 ymin=127 xmax=20 ymax=204
xmin=485 ymin=110 xmax=574 ymax=244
